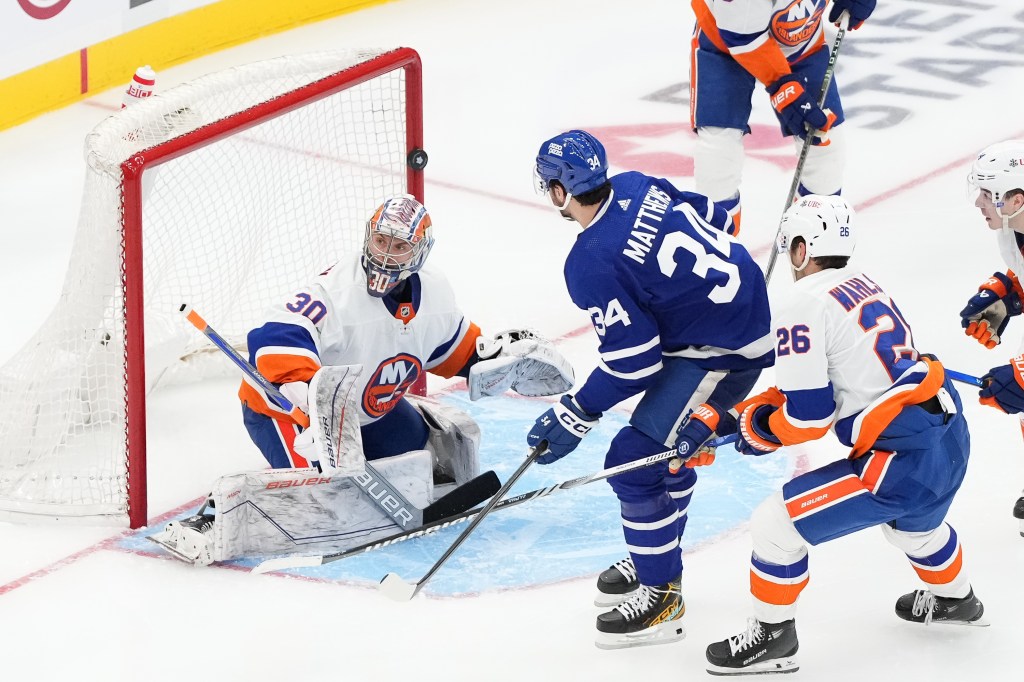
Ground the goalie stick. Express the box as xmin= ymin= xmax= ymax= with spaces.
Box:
xmin=764 ymin=12 xmax=850 ymax=283
xmin=251 ymin=433 xmax=738 ymax=574
xmin=178 ymin=304 xmax=500 ymax=530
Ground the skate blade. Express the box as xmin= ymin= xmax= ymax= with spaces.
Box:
xmin=593 ymin=590 xmax=635 ymax=608
xmin=145 ymin=533 xmax=202 ymax=565
xmin=706 ymin=658 xmax=799 ymax=676
xmin=594 ymin=621 xmax=685 ymax=650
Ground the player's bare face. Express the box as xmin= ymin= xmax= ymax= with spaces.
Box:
xmin=368 ymin=232 xmax=415 ymax=268
xmin=975 ymin=190 xmax=1002 ymax=231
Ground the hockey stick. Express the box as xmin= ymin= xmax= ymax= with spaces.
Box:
xmin=178 ymin=304 xmax=500 ymax=530
xmin=251 ymin=433 xmax=738 ymax=574
xmin=946 ymin=369 xmax=983 ymax=388
xmin=764 ymin=12 xmax=850 ymax=283
xmin=378 ymin=443 xmax=545 ymax=601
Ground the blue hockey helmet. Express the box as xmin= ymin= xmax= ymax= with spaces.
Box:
xmin=534 ymin=130 xmax=608 ymax=198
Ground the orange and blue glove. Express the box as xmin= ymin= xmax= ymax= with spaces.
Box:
xmin=960 ymin=271 xmax=1022 ymax=349
xmin=828 ymin=0 xmax=876 ymax=30
xmin=766 ymin=74 xmax=837 ymax=145
xmin=980 ymin=356 xmax=1024 ymax=414
xmin=735 ymin=388 xmax=786 ymax=456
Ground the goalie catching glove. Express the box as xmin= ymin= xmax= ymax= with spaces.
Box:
xmin=959 ymin=271 xmax=1023 ymax=349
xmin=469 ymin=328 xmax=574 ymax=401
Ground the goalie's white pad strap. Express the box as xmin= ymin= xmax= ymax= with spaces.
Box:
xmin=307 ymin=364 xmax=365 ymax=476
xmin=208 ymin=451 xmax=433 ymax=561
xmin=468 ymin=337 xmax=574 ymax=401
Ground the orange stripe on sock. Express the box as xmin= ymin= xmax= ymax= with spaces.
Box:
xmin=750 ymin=570 xmax=809 ymax=606
xmin=913 ymin=547 xmax=963 ymax=586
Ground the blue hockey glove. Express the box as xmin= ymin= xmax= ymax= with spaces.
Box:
xmin=767 ymin=74 xmax=836 ymax=145
xmin=828 ymin=0 xmax=876 ymax=30
xmin=527 ymin=394 xmax=601 ymax=464
xmin=672 ymin=401 xmax=735 ymax=469
xmin=737 ymin=403 xmax=781 ymax=456
xmin=960 ymin=271 xmax=1022 ymax=349
xmin=980 ymin=357 xmax=1024 ymax=414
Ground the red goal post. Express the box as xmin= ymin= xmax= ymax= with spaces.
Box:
xmin=0 ymin=48 xmax=425 ymax=528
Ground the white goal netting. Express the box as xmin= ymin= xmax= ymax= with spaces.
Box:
xmin=0 ymin=48 xmax=421 ymax=526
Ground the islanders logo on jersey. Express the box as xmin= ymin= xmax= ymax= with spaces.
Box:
xmin=771 ymin=0 xmax=824 ymax=47
xmin=363 ymin=353 xmax=423 ymax=418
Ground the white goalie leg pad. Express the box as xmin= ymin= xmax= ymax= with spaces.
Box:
xmin=207 ymin=451 xmax=434 ymax=562
xmin=307 ymin=364 xmax=366 ymax=477
xmin=469 ymin=330 xmax=574 ymax=401
xmin=796 ymin=125 xmax=847 ymax=196
xmin=694 ymin=126 xmax=744 ymax=202
xmin=408 ymin=395 xmax=481 ymax=487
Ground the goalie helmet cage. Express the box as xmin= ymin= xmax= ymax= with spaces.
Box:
xmin=0 ymin=48 xmax=425 ymax=528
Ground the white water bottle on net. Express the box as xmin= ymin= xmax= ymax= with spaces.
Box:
xmin=122 ymin=65 xmax=157 ymax=108
xmin=0 ymin=48 xmax=427 ymax=527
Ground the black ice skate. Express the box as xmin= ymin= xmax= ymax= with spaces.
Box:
xmin=594 ymin=557 xmax=639 ymax=607
xmin=594 ymin=578 xmax=685 ymax=649
xmin=147 ymin=504 xmax=216 ymax=566
xmin=1013 ymin=495 xmax=1024 ymax=537
xmin=706 ymin=618 xmax=799 ymax=676
xmin=894 ymin=587 xmax=988 ymax=626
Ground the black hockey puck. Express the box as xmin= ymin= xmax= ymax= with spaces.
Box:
xmin=407 ymin=148 xmax=428 ymax=170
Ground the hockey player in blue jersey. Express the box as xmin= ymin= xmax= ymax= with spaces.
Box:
xmin=527 ymin=130 xmax=774 ymax=649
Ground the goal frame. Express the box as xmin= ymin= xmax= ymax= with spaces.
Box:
xmin=120 ymin=48 xmax=424 ymax=527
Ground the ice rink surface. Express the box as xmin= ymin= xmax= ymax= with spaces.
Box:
xmin=2 ymin=1 xmax=1024 ymax=680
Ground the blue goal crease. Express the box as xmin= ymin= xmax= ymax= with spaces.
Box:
xmin=119 ymin=392 xmax=792 ymax=596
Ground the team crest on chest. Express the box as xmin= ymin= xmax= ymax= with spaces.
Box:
xmin=363 ymin=353 xmax=423 ymax=417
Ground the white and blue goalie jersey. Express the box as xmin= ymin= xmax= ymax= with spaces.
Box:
xmin=568 ymin=172 xmax=773 ymax=414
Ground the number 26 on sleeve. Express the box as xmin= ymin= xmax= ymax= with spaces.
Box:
xmin=777 ymin=324 xmax=811 ymax=356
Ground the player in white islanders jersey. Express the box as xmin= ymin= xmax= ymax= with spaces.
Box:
xmin=154 ymin=196 xmax=573 ymax=565
xmin=703 ymin=196 xmax=985 ymax=676
xmin=689 ymin=0 xmax=876 ymax=229
xmin=237 ymin=195 xmax=572 ymax=469
xmin=956 ymin=140 xmax=1024 ymax=536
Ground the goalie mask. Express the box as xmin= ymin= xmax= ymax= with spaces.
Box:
xmin=534 ymin=130 xmax=608 ymax=211
xmin=968 ymin=140 xmax=1024 ymax=227
xmin=362 ymin=195 xmax=434 ymax=297
xmin=777 ymin=194 xmax=856 ymax=272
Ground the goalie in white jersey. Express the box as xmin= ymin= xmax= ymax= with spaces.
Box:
xmin=702 ymin=196 xmax=986 ymax=676
xmin=154 ymin=195 xmax=573 ymax=565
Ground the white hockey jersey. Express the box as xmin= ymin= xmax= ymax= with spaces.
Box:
xmin=692 ymin=0 xmax=828 ymax=85
xmin=995 ymin=227 xmax=1024 ymax=354
xmin=238 ymin=258 xmax=479 ymax=426
xmin=768 ymin=266 xmax=946 ymax=454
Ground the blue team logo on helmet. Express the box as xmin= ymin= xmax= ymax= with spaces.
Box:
xmin=534 ymin=129 xmax=608 ymax=197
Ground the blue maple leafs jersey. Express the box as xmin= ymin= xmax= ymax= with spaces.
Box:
xmin=566 ymin=171 xmax=774 ymax=414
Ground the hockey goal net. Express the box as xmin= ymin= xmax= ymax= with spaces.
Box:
xmin=0 ymin=48 xmax=424 ymax=528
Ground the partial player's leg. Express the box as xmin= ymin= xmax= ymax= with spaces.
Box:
xmin=705 ymin=491 xmax=803 ymax=676
xmin=881 ymin=405 xmax=985 ymax=625
xmin=596 ymin=427 xmax=686 ymax=649
xmin=883 ymin=524 xmax=986 ymax=626
xmin=707 ymin=452 xmax=907 ymax=675
xmin=790 ymin=47 xmax=847 ymax=198
xmin=690 ymin=28 xmax=755 ymax=234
